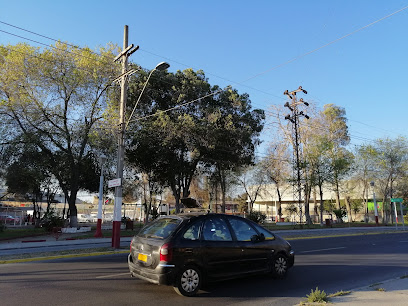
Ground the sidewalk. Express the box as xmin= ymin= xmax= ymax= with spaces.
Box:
xmin=329 ymin=276 xmax=408 ymax=305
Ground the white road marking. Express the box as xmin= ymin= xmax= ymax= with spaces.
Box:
xmin=300 ymin=247 xmax=347 ymax=254
xmin=96 ymin=272 xmax=130 ymax=279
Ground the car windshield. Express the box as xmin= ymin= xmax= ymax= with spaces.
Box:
xmin=138 ymin=218 xmax=182 ymax=239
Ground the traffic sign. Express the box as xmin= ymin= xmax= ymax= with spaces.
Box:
xmin=108 ymin=178 xmax=121 ymax=188
xmin=391 ymin=198 xmax=403 ymax=203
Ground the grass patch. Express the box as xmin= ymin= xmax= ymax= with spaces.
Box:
xmin=0 ymin=227 xmax=47 ymax=240
xmin=305 ymin=287 xmax=328 ymax=303
xmin=375 ymin=288 xmax=386 ymax=292
xmin=0 ymin=246 xmax=128 ymax=262
xmin=328 ymin=290 xmax=351 ymax=298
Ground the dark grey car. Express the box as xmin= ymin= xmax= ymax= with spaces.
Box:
xmin=128 ymin=213 xmax=294 ymax=296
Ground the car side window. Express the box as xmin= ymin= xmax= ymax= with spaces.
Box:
xmin=228 ymin=218 xmax=257 ymax=241
xmin=202 ymin=217 xmax=232 ymax=241
xmin=182 ymin=221 xmax=202 ymax=241
xmin=252 ymin=223 xmax=275 ymax=240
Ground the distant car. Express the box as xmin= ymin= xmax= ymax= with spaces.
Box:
xmin=128 ymin=213 xmax=294 ymax=296
xmin=0 ymin=214 xmax=20 ymax=224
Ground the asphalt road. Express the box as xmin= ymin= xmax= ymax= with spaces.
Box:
xmin=1 ymin=233 xmax=408 ymax=306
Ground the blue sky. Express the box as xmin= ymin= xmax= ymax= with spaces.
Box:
xmin=1 ymin=0 xmax=408 ymax=156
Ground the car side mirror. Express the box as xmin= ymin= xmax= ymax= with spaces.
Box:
xmin=259 ymin=233 xmax=265 ymax=241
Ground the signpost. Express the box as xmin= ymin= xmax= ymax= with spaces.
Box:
xmin=391 ymin=198 xmax=405 ymax=230
xmin=108 ymin=178 xmax=122 ymax=188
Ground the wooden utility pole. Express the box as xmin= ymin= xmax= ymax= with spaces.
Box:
xmin=112 ymin=26 xmax=138 ymax=248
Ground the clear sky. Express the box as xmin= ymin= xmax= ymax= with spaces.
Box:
xmin=1 ymin=0 xmax=407 ymax=157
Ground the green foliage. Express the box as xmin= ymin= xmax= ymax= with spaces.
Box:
xmin=246 ymin=211 xmax=266 ymax=224
xmin=333 ymin=208 xmax=347 ymax=220
xmin=0 ymin=224 xmax=5 ymax=232
xmin=306 ymin=287 xmax=328 ymax=303
xmin=126 ymin=68 xmax=264 ymax=213
xmin=0 ymin=42 xmax=119 ymax=227
xmin=285 ymin=204 xmax=298 ymax=219
xmin=350 ymin=199 xmax=364 ymax=214
xmin=323 ymin=201 xmax=336 ymax=213
xmin=40 ymin=209 xmax=64 ymax=232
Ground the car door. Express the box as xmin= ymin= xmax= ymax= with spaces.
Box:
xmin=200 ymin=216 xmax=242 ymax=279
xmin=227 ymin=216 xmax=269 ymax=274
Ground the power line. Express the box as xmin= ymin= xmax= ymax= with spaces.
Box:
xmin=0 ymin=20 xmax=114 ymax=62
xmin=2 ymin=13 xmax=404 ymax=139
xmin=251 ymin=5 xmax=408 ymax=84
xmin=0 ymin=29 xmax=115 ymax=66
xmin=0 ymin=45 xmax=117 ymax=78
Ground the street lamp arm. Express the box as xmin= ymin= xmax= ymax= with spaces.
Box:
xmin=125 ymin=68 xmax=156 ymax=130
xmin=125 ymin=62 xmax=169 ymax=130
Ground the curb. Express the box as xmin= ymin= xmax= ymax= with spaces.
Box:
xmin=285 ymin=230 xmax=405 ymax=241
xmin=0 ymin=249 xmax=129 ymax=264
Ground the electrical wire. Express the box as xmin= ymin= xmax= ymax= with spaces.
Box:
xmin=0 ymin=20 xmax=114 ymax=62
xmin=0 ymin=29 xmax=115 ymax=66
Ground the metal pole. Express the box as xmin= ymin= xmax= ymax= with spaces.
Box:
xmin=399 ymin=202 xmax=405 ymax=230
xmin=112 ymin=25 xmax=129 ymax=248
xmin=370 ymin=182 xmax=379 ymax=225
xmin=373 ymin=191 xmax=379 ymax=225
xmin=94 ymin=156 xmax=106 ymax=238
xmin=393 ymin=201 xmax=398 ymax=230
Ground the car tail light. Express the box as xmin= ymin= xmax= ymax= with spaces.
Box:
xmin=160 ymin=243 xmax=172 ymax=262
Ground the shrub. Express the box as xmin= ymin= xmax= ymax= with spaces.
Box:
xmin=0 ymin=224 xmax=5 ymax=232
xmin=246 ymin=211 xmax=266 ymax=224
xmin=306 ymin=287 xmax=328 ymax=303
xmin=333 ymin=208 xmax=347 ymax=221
xmin=40 ymin=209 xmax=64 ymax=232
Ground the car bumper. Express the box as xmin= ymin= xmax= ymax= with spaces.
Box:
xmin=128 ymin=254 xmax=176 ymax=286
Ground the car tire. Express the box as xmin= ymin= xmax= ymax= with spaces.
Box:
xmin=173 ymin=265 xmax=201 ymax=297
xmin=271 ymin=254 xmax=289 ymax=279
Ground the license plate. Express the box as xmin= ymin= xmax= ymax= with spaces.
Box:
xmin=138 ymin=253 xmax=148 ymax=262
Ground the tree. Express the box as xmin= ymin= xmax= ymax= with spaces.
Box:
xmin=235 ymin=164 xmax=267 ymax=213
xmin=352 ymin=144 xmax=377 ymax=221
xmin=263 ymin=141 xmax=291 ymax=219
xmin=0 ymin=43 xmax=119 ymax=227
xmin=320 ymin=104 xmax=353 ymax=211
xmin=126 ymin=69 xmax=264 ymax=213
xmin=372 ymin=137 xmax=408 ymax=224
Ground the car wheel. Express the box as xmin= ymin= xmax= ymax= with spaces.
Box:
xmin=173 ymin=265 xmax=201 ymax=297
xmin=271 ymin=254 xmax=288 ymax=279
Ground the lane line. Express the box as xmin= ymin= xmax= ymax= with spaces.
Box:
xmin=300 ymin=247 xmax=347 ymax=254
xmin=96 ymin=272 xmax=130 ymax=279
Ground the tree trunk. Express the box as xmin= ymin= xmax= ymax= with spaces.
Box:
xmin=304 ymin=184 xmax=312 ymax=225
xmin=68 ymin=189 xmax=78 ymax=228
xmin=319 ymin=183 xmax=324 ymax=226
xmin=345 ymin=196 xmax=352 ymax=222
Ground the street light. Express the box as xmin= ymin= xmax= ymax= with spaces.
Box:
xmin=94 ymin=154 xmax=107 ymax=238
xmin=125 ymin=62 xmax=170 ymax=129
xmin=370 ymin=181 xmax=379 ymax=225
xmin=111 ymin=60 xmax=170 ymax=248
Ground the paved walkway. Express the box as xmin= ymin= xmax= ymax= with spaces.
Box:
xmin=329 ymin=276 xmax=408 ymax=305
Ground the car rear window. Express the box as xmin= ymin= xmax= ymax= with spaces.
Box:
xmin=138 ymin=218 xmax=182 ymax=239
